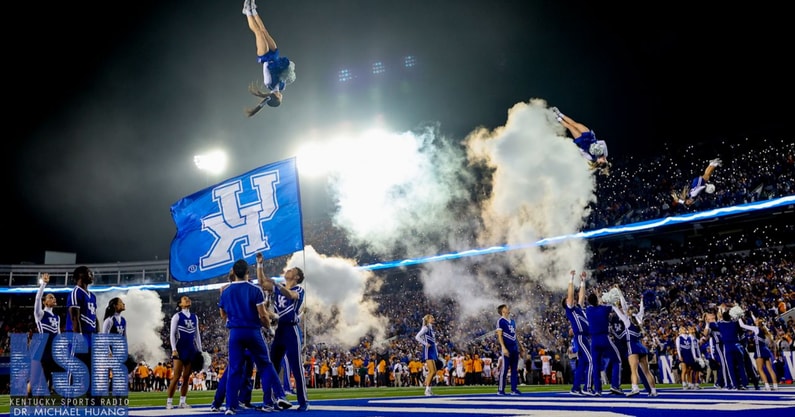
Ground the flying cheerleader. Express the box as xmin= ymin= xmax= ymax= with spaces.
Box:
xmin=671 ymin=158 xmax=722 ymax=207
xmin=550 ymin=107 xmax=611 ymax=175
xmin=242 ymin=0 xmax=296 ymax=117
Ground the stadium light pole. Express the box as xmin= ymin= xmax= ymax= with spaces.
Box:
xmin=194 ymin=150 xmax=228 ymax=185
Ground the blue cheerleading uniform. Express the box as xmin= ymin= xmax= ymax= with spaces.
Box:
xmin=564 ymin=301 xmax=592 ymax=393
xmin=170 ymin=309 xmax=202 ymax=365
xmin=258 ymin=49 xmax=291 ymax=92
xmin=415 ymin=324 xmax=438 ymax=361
xmin=271 ymin=283 xmax=308 ymax=408
xmin=573 ymin=131 xmax=608 ymax=162
xmin=496 ymin=316 xmax=520 ymax=394
xmin=33 ymin=282 xmax=60 ymax=393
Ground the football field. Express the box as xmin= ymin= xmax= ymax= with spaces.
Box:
xmin=5 ymin=385 xmax=794 ymax=417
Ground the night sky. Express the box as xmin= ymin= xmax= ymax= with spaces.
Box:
xmin=4 ymin=1 xmax=788 ymax=265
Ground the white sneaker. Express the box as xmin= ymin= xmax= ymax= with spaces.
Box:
xmin=178 ymin=403 xmax=191 ymax=409
xmin=242 ymin=0 xmax=257 ymax=16
xmin=165 ymin=403 xmax=173 ymax=410
xmin=626 ymin=389 xmax=640 ymax=397
xmin=424 ymin=387 xmax=433 ymax=396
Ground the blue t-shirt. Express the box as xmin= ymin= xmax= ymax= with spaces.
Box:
xmin=219 ymin=281 xmax=266 ymax=329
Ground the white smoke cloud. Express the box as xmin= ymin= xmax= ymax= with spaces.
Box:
xmin=318 ymin=125 xmax=475 ymax=258
xmin=309 ymin=99 xmax=597 ymax=340
xmin=284 ymin=245 xmax=389 ymax=350
xmin=95 ymin=289 xmax=167 ymax=367
xmin=464 ymin=99 xmax=595 ymax=288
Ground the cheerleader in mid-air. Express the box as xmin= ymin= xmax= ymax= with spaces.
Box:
xmin=671 ymin=158 xmax=722 ymax=207
xmin=550 ymin=107 xmax=611 ymax=176
xmin=242 ymin=0 xmax=296 ymax=117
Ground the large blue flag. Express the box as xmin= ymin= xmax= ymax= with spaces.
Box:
xmin=169 ymin=157 xmax=304 ymax=282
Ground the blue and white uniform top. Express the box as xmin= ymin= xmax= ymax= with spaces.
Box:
xmin=415 ymin=323 xmax=438 ymax=361
xmin=35 ymin=281 xmax=60 ymax=335
xmin=676 ymin=332 xmax=697 ymax=363
xmin=170 ymin=308 xmax=202 ymax=354
xmin=688 ymin=176 xmax=707 ymax=198
xmin=274 ymin=284 xmax=305 ymax=327
xmin=573 ymin=131 xmax=608 ymax=162
xmin=739 ymin=319 xmax=773 ymax=360
xmin=66 ymin=286 xmax=97 ymax=334
xmin=102 ymin=314 xmax=127 ymax=336
xmin=258 ymin=49 xmax=293 ymax=93
xmin=564 ymin=300 xmax=590 ymax=336
xmin=496 ymin=316 xmax=519 ymax=352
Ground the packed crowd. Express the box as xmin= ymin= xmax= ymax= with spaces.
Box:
xmin=586 ymin=139 xmax=794 ymax=228
xmin=146 ymin=242 xmax=793 ymax=393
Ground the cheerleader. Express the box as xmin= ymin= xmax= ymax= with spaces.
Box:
xmin=716 ymin=304 xmax=749 ymax=390
xmin=562 ymin=270 xmax=592 ymax=396
xmin=32 ymin=273 xmax=59 ymax=395
xmin=550 ymin=107 xmax=610 ymax=175
xmin=688 ymin=326 xmax=706 ymax=389
xmin=704 ymin=311 xmax=728 ymax=388
xmin=612 ymin=294 xmax=657 ymax=397
xmin=676 ymin=325 xmax=697 ymax=389
xmin=750 ymin=318 xmax=779 ymax=391
xmin=242 ymin=0 xmax=296 ymax=116
xmin=671 ymin=158 xmax=722 ymax=207
xmin=415 ymin=314 xmax=439 ymax=396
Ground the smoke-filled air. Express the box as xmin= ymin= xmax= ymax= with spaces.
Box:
xmin=96 ymin=289 xmax=167 ymax=367
xmin=295 ymin=98 xmax=597 ymax=348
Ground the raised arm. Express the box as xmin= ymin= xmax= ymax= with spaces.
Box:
xmin=612 ymin=304 xmax=630 ymax=328
xmin=255 ymin=253 xmax=274 ymax=292
xmin=738 ymin=318 xmax=759 ymax=334
xmin=566 ymin=270 xmax=576 ymax=307
xmin=618 ymin=288 xmax=629 ymax=314
xmin=34 ymin=274 xmax=49 ymax=322
xmin=578 ymin=271 xmax=587 ymax=306
xmin=634 ymin=300 xmax=645 ymax=326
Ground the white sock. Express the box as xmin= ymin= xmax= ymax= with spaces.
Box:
xmin=180 ymin=396 xmax=186 ymax=404
xmin=167 ymin=398 xmax=173 ymax=405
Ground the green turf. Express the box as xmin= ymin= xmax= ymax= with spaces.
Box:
xmin=1 ymin=384 xmax=683 ymax=413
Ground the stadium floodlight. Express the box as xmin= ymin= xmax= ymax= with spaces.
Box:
xmin=403 ymin=55 xmax=416 ymax=68
xmin=194 ymin=150 xmax=228 ymax=175
xmin=372 ymin=61 xmax=385 ymax=75
xmin=338 ymin=69 xmax=353 ymax=83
